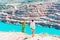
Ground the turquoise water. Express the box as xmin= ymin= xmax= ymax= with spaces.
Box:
xmin=0 ymin=22 xmax=60 ymax=36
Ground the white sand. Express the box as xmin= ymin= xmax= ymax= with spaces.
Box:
xmin=0 ymin=32 xmax=60 ymax=40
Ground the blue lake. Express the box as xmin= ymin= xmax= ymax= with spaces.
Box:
xmin=0 ymin=22 xmax=60 ymax=36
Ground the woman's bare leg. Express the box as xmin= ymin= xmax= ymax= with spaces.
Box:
xmin=32 ymin=29 xmax=34 ymax=37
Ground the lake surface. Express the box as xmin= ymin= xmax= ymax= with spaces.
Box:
xmin=0 ymin=22 xmax=60 ymax=36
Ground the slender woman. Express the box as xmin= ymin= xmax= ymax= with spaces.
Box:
xmin=22 ymin=20 xmax=26 ymax=33
xmin=30 ymin=20 xmax=35 ymax=37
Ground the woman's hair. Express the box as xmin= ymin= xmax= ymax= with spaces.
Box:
xmin=32 ymin=20 xmax=34 ymax=22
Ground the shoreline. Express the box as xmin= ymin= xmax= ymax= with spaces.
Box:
xmin=0 ymin=32 xmax=60 ymax=40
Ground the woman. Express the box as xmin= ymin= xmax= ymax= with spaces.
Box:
xmin=22 ymin=20 xmax=26 ymax=33
xmin=30 ymin=20 xmax=35 ymax=37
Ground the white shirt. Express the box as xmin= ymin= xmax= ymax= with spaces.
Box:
xmin=30 ymin=21 xmax=35 ymax=29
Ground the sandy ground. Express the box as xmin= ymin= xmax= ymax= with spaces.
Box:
xmin=0 ymin=32 xmax=60 ymax=40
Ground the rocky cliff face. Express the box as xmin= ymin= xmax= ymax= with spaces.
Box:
xmin=0 ymin=2 xmax=60 ymax=29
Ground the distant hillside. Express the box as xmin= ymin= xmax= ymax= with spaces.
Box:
xmin=0 ymin=0 xmax=59 ymax=4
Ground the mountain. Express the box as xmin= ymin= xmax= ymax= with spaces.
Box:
xmin=0 ymin=0 xmax=60 ymax=29
xmin=0 ymin=0 xmax=59 ymax=4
